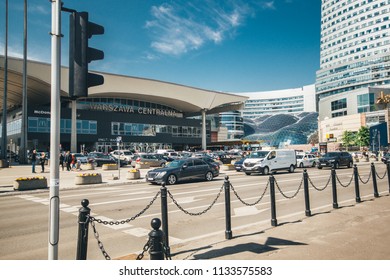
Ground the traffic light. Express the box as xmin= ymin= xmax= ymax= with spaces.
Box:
xmin=69 ymin=11 xmax=104 ymax=99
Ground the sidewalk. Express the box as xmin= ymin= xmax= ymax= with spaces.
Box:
xmin=169 ymin=194 xmax=390 ymax=260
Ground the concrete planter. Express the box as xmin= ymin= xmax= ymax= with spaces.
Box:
xmin=74 ymin=173 xmax=102 ymax=185
xmin=14 ymin=177 xmax=48 ymax=191
xmin=102 ymin=164 xmax=118 ymax=170
xmin=135 ymin=163 xmax=150 ymax=169
xmin=84 ymin=163 xmax=95 ymax=170
xmin=127 ymin=170 xmax=141 ymax=180
xmin=0 ymin=159 xmax=9 ymax=168
xmin=221 ymin=164 xmax=235 ymax=171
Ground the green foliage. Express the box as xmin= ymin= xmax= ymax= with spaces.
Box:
xmin=356 ymin=126 xmax=370 ymax=148
xmin=341 ymin=130 xmax=356 ymax=150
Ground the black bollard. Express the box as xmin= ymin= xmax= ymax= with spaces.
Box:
xmin=149 ymin=218 xmax=164 ymax=260
xmin=224 ymin=176 xmax=233 ymax=239
xmin=76 ymin=199 xmax=90 ymax=260
xmin=269 ymin=175 xmax=278 ymax=226
xmin=387 ymin=162 xmax=390 ymax=193
xmin=371 ymin=163 xmax=380 ymax=198
xmin=331 ymin=168 xmax=338 ymax=209
xmin=303 ymin=170 xmax=311 ymax=217
xmin=160 ymin=183 xmax=171 ymax=258
xmin=353 ymin=164 xmax=361 ymax=203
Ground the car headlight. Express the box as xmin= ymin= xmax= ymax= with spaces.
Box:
xmin=329 ymin=159 xmax=335 ymax=162
xmin=155 ymin=171 xmax=167 ymax=178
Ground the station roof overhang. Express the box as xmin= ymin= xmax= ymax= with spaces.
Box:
xmin=0 ymin=56 xmax=248 ymax=117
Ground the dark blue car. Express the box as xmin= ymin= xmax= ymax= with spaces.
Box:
xmin=234 ymin=157 xmax=246 ymax=171
xmin=146 ymin=158 xmax=219 ymax=185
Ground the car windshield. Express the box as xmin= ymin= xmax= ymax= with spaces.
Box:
xmin=248 ymin=151 xmax=268 ymax=158
xmin=123 ymin=151 xmax=132 ymax=155
xmin=296 ymin=155 xmax=303 ymax=159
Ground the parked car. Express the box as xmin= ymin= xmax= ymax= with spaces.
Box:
xmin=88 ymin=152 xmax=126 ymax=167
xmin=317 ymin=151 xmax=353 ymax=169
xmin=296 ymin=154 xmax=318 ymax=168
xmin=110 ymin=150 xmax=133 ymax=164
xmin=72 ymin=153 xmax=89 ymax=164
xmin=234 ymin=157 xmax=246 ymax=171
xmin=131 ymin=153 xmax=167 ymax=167
xmin=145 ymin=158 xmax=219 ymax=185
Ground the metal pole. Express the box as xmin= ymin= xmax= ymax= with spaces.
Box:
xmin=387 ymin=162 xmax=390 ymax=193
xmin=48 ymin=0 xmax=61 ymax=260
xmin=371 ymin=163 xmax=379 ymax=198
xmin=353 ymin=164 xmax=361 ymax=203
xmin=269 ymin=175 xmax=278 ymax=226
xmin=331 ymin=168 xmax=338 ymax=209
xmin=20 ymin=0 xmax=28 ymax=164
xmin=201 ymin=109 xmax=207 ymax=151
xmin=224 ymin=176 xmax=233 ymax=239
xmin=76 ymin=199 xmax=90 ymax=260
xmin=303 ymin=169 xmax=311 ymax=217
xmin=71 ymin=100 xmax=77 ymax=152
xmin=160 ymin=183 xmax=170 ymax=258
xmin=148 ymin=218 xmax=164 ymax=260
xmin=1 ymin=0 xmax=8 ymax=160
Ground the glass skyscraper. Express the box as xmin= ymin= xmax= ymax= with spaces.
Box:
xmin=316 ymin=0 xmax=390 ymax=98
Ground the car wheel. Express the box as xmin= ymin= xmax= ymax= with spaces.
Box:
xmin=160 ymin=162 xmax=166 ymax=167
xmin=289 ymin=165 xmax=295 ymax=173
xmin=166 ymin=174 xmax=177 ymax=185
xmin=245 ymin=172 xmax=251 ymax=176
xmin=334 ymin=162 xmax=340 ymax=169
xmin=263 ymin=166 xmax=269 ymax=175
xmin=299 ymin=162 xmax=304 ymax=168
xmin=312 ymin=162 xmax=316 ymax=167
xmin=205 ymin=171 xmax=213 ymax=181
xmin=348 ymin=161 xmax=353 ymax=168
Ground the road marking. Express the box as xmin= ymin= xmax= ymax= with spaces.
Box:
xmin=233 ymin=206 xmax=270 ymax=217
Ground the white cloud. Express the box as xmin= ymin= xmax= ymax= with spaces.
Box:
xmin=145 ymin=1 xmax=254 ymax=57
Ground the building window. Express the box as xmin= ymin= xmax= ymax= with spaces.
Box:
xmin=28 ymin=117 xmax=97 ymax=134
xmin=357 ymin=93 xmax=375 ymax=113
xmin=331 ymin=98 xmax=347 ymax=111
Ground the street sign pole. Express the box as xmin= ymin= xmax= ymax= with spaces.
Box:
xmin=48 ymin=0 xmax=61 ymax=260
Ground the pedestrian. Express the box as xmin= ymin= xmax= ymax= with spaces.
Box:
xmin=71 ymin=154 xmax=76 ymax=170
xmin=65 ymin=151 xmax=72 ymax=171
xmin=40 ymin=152 xmax=46 ymax=173
xmin=59 ymin=152 xmax=64 ymax=171
xmin=31 ymin=149 xmax=37 ymax=173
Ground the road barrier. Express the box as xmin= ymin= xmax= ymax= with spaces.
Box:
xmin=76 ymin=162 xmax=390 ymax=260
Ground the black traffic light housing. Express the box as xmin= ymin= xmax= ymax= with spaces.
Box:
xmin=69 ymin=11 xmax=104 ymax=99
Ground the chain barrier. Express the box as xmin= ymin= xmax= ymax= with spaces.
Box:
xmin=308 ymin=173 xmax=332 ymax=191
xmin=168 ymin=185 xmax=224 ymax=216
xmin=90 ymin=218 xmax=111 ymax=260
xmin=358 ymin=169 xmax=372 ymax=184
xmin=336 ymin=172 xmax=354 ymax=188
xmin=90 ymin=191 xmax=161 ymax=225
xmin=230 ymin=181 xmax=269 ymax=206
xmin=136 ymin=239 xmax=151 ymax=260
xmin=274 ymin=176 xmax=303 ymax=199
xmin=87 ymin=190 xmax=160 ymax=260
xmin=376 ymin=168 xmax=387 ymax=180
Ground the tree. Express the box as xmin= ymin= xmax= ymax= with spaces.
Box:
xmin=355 ymin=126 xmax=370 ymax=148
xmin=341 ymin=130 xmax=356 ymax=150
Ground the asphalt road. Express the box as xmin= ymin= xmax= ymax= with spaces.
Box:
xmin=0 ymin=162 xmax=389 ymax=260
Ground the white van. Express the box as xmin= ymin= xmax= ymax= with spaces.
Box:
xmin=242 ymin=149 xmax=297 ymax=175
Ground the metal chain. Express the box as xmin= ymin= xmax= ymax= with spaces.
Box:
xmin=274 ymin=176 xmax=303 ymax=199
xmin=308 ymin=173 xmax=331 ymax=191
xmin=336 ymin=173 xmax=354 ymax=188
xmin=230 ymin=181 xmax=269 ymax=206
xmin=376 ymin=168 xmax=387 ymax=180
xmin=167 ymin=185 xmax=224 ymax=216
xmin=136 ymin=239 xmax=151 ymax=260
xmin=90 ymin=218 xmax=111 ymax=260
xmin=90 ymin=190 xmax=161 ymax=225
xmin=358 ymin=170 xmax=372 ymax=184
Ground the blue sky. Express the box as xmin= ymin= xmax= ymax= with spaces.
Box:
xmin=0 ymin=0 xmax=321 ymax=93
